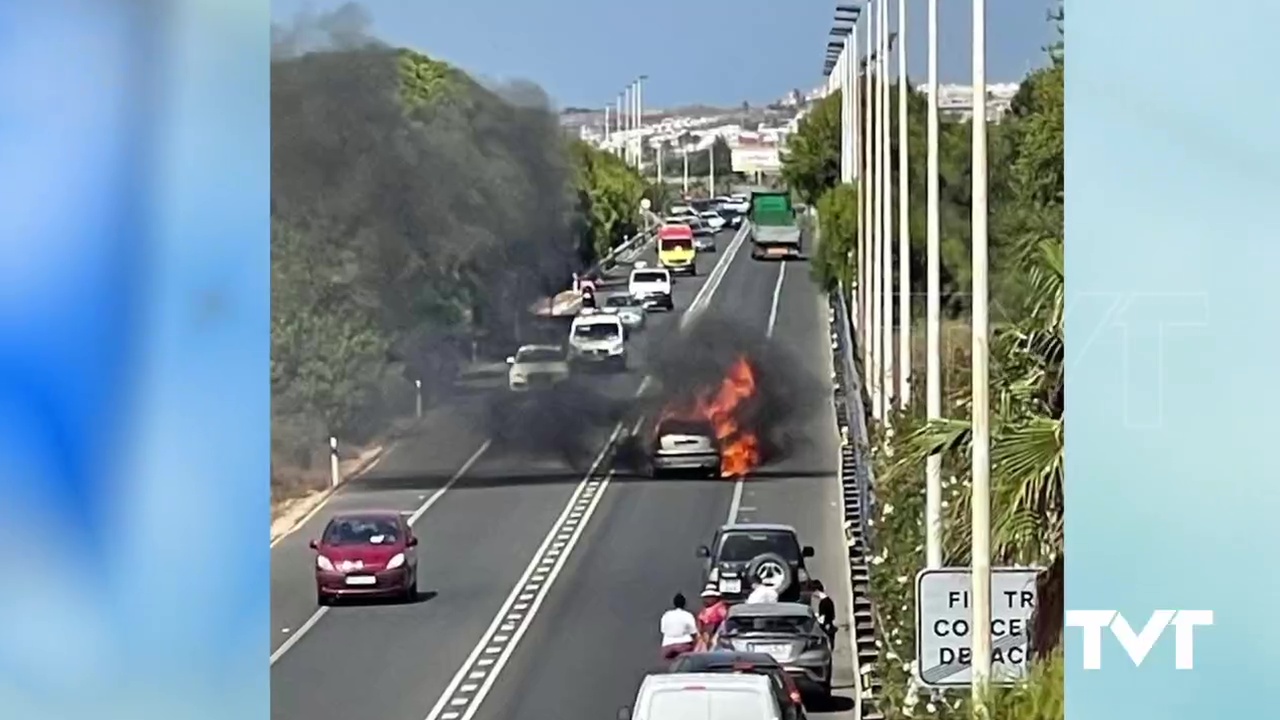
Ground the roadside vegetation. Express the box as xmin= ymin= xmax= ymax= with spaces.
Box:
xmin=782 ymin=7 xmax=1064 ymax=718
xmin=270 ymin=31 xmax=648 ymax=505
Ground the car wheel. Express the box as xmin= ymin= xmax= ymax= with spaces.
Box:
xmin=316 ymin=588 xmax=330 ymax=606
xmin=403 ymin=574 xmax=417 ymax=602
xmin=690 ymin=264 xmax=697 ymax=276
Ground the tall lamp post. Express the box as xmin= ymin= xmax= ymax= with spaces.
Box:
xmin=969 ymin=0 xmax=993 ymax=702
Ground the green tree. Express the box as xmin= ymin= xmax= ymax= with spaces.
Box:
xmin=780 ymin=91 xmax=840 ymax=205
xmin=813 ymin=184 xmax=859 ymax=291
xmin=569 ymin=140 xmax=647 ymax=260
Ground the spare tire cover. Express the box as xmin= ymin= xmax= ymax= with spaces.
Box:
xmin=747 ymin=552 xmax=793 ymax=596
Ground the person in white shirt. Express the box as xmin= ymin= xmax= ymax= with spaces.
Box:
xmin=745 ymin=578 xmax=779 ymax=604
xmin=659 ymin=592 xmax=699 ymax=661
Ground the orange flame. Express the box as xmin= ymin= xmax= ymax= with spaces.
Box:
xmin=660 ymin=357 xmax=761 ymax=478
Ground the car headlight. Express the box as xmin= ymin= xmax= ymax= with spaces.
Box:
xmin=510 ymin=374 xmax=526 ymax=383
xmin=385 ymin=553 xmax=406 ymax=570
xmin=316 ymin=555 xmax=335 ymax=572
xmin=709 ymin=567 xmax=720 ymax=581
xmin=609 ymin=345 xmax=624 ymax=355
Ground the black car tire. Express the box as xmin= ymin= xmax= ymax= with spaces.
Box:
xmin=690 ymin=264 xmax=697 ymax=276
xmin=402 ymin=573 xmax=417 ymax=602
xmin=317 ymin=589 xmax=330 ymax=606
xmin=747 ymin=552 xmax=794 ymax=596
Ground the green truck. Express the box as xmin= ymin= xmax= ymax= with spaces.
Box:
xmin=746 ymin=190 xmax=804 ymax=260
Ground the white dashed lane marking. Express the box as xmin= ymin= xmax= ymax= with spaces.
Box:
xmin=421 ymin=425 xmax=621 ymax=720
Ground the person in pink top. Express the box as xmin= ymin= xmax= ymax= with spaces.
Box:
xmin=696 ymin=586 xmax=729 ymax=650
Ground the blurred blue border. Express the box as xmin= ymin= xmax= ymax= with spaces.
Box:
xmin=0 ymin=0 xmax=268 ymax=717
xmin=1067 ymin=1 xmax=1278 ymax=717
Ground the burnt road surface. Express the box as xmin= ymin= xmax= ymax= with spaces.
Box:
xmin=269 ymin=224 xmax=858 ymax=720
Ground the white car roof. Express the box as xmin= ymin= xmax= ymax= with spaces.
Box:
xmin=572 ymin=313 xmax=622 ymax=326
xmin=631 ymin=267 xmax=670 ymax=278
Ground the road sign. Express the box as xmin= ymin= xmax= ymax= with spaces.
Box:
xmin=915 ymin=567 xmax=1043 ymax=687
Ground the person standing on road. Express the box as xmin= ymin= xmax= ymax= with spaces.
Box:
xmin=660 ymin=592 xmax=699 ymax=660
xmin=696 ymin=586 xmax=729 ymax=650
xmin=811 ymin=580 xmax=838 ymax=648
xmin=745 ymin=577 xmax=779 ymax=604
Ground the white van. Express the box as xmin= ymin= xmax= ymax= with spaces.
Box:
xmin=568 ymin=310 xmax=627 ymax=371
xmin=619 ymin=673 xmax=783 ymax=720
xmin=629 ymin=265 xmax=674 ymax=311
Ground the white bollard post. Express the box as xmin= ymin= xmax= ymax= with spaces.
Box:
xmin=329 ymin=436 xmax=341 ymax=489
xmin=414 ymin=379 xmax=423 ymax=419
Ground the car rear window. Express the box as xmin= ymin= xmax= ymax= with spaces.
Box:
xmin=647 ymin=687 xmax=771 ymax=718
xmin=717 ymin=531 xmax=802 ymax=562
xmin=658 ymin=418 xmax=715 ymax=436
xmin=516 ymin=347 xmax=563 ymax=363
xmin=633 ymin=271 xmax=668 ymax=283
xmin=722 ymin=615 xmax=816 ymax=636
xmin=661 ymin=238 xmax=693 ymax=251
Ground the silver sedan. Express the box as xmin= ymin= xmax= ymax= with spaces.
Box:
xmin=599 ymin=293 xmax=646 ymax=332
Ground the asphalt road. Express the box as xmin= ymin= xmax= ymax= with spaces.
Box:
xmin=269 ymin=225 xmax=760 ymax=720
xmin=459 ymin=233 xmax=859 ymax=720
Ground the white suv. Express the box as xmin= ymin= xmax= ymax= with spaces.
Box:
xmin=628 ymin=265 xmax=673 ymax=311
xmin=568 ymin=310 xmax=627 ymax=371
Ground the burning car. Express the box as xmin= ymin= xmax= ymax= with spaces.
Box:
xmin=647 ymin=416 xmax=722 ymax=478
xmin=653 ymin=356 xmax=761 ymax=478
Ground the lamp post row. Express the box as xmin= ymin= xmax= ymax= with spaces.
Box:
xmin=823 ymin=0 xmax=991 ymax=701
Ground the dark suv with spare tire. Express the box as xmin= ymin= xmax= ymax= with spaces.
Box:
xmin=697 ymin=523 xmax=816 ymax=604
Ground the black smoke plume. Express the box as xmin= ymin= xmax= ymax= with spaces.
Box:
xmin=271 ymin=4 xmax=582 ymax=447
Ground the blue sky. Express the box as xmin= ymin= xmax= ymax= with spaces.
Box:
xmin=271 ymin=0 xmax=1059 ymax=108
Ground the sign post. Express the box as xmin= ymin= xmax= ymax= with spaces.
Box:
xmin=915 ymin=567 xmax=1042 ymax=687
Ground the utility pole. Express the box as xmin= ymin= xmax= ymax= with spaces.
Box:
xmin=604 ymin=105 xmax=611 ymax=145
xmin=969 ymin=0 xmax=993 ymax=704
xmin=897 ymin=0 xmax=912 ymax=408
xmin=924 ymin=0 xmax=943 ymax=571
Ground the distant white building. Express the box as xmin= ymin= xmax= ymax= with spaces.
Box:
xmin=913 ymin=82 xmax=1020 ymax=122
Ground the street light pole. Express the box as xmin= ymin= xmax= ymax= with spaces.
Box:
xmin=969 ymin=0 xmax=993 ymax=702
xmin=604 ymin=105 xmax=611 ymax=145
xmin=616 ymin=93 xmax=624 ymax=157
xmin=897 ymin=0 xmax=912 ymax=409
xmin=637 ymin=75 xmax=646 ymax=170
xmin=861 ymin=38 xmax=873 ymax=384
xmin=880 ymin=3 xmax=895 ymax=417
xmin=924 ymin=0 xmax=943 ymax=571
xmin=682 ymin=143 xmax=689 ymax=195
xmin=840 ymin=49 xmax=851 ymax=184
xmin=869 ymin=0 xmax=883 ymax=422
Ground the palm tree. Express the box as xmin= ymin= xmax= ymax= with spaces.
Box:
xmin=882 ymin=233 xmax=1063 ymax=632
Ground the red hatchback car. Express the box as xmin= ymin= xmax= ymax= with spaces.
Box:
xmin=311 ymin=512 xmax=418 ymax=605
